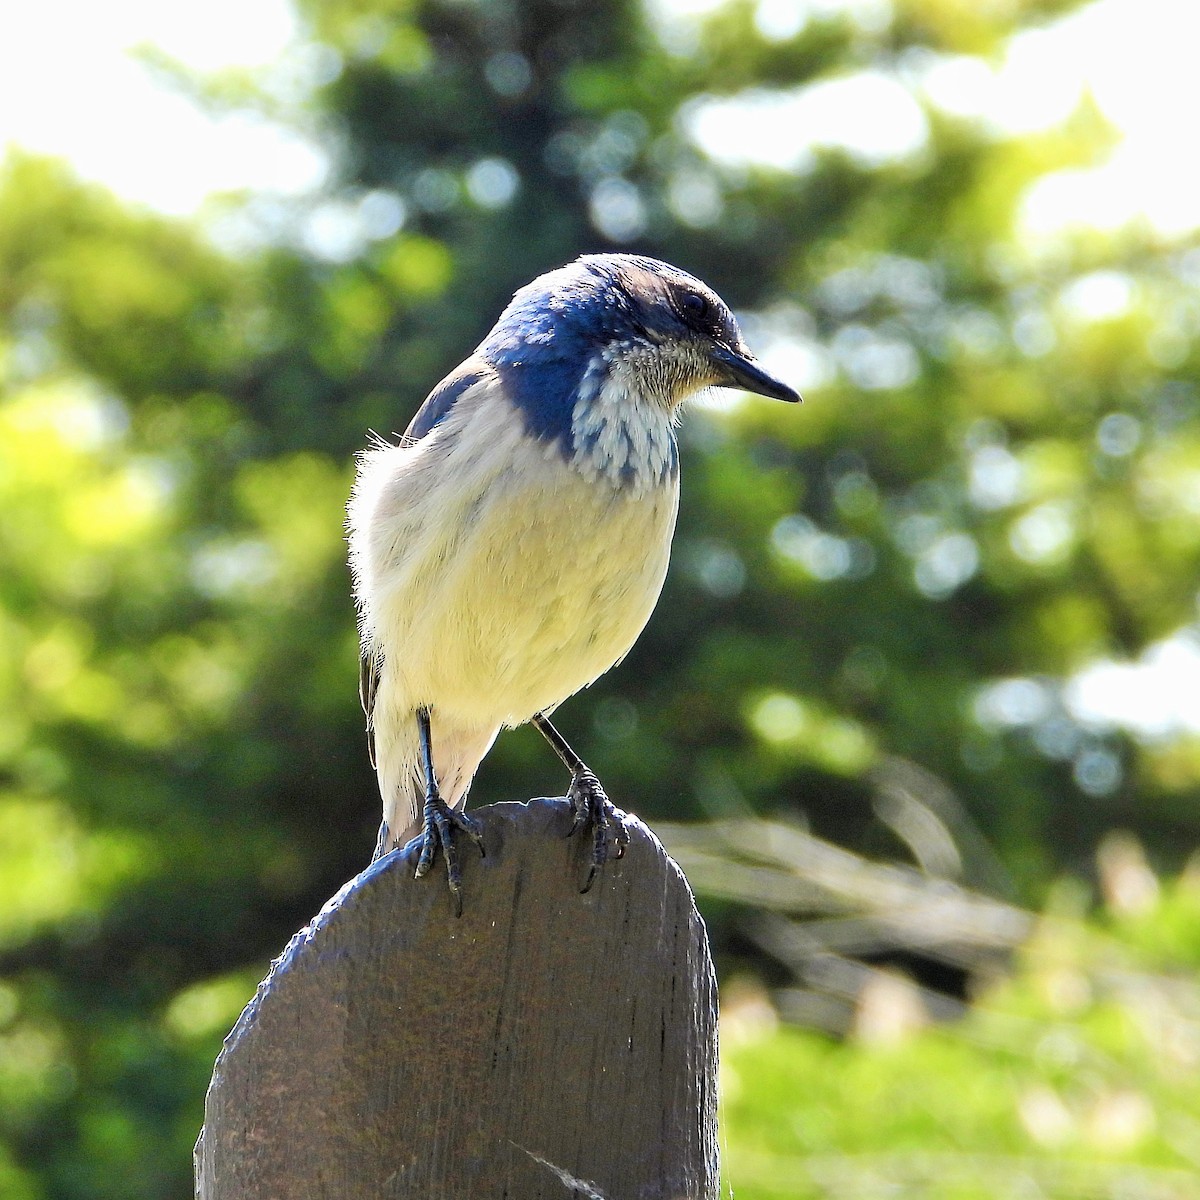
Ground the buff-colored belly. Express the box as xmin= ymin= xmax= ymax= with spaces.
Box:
xmin=366 ymin=443 xmax=679 ymax=730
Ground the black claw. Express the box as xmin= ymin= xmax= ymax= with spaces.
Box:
xmin=529 ymin=712 xmax=628 ymax=892
xmin=408 ymin=707 xmax=485 ymax=915
xmin=566 ymin=768 xmax=628 ymax=893
xmin=614 ymin=820 xmax=630 ymax=860
xmin=411 ymin=790 xmax=484 ymax=916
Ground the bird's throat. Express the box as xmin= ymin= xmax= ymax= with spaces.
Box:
xmin=569 ymin=356 xmax=680 ymax=494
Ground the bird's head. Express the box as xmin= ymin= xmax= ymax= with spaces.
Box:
xmin=481 ymin=254 xmax=800 ymax=410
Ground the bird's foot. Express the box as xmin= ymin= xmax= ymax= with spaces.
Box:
xmin=412 ymin=790 xmax=485 ymax=917
xmin=566 ymin=768 xmax=629 ymax=893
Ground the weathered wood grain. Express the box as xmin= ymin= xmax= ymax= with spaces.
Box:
xmin=195 ymin=797 xmax=719 ymax=1199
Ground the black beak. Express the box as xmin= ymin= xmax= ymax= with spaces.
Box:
xmin=710 ymin=344 xmax=801 ymax=403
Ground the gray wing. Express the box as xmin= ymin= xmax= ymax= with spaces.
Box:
xmin=359 ymin=648 xmax=382 ymax=769
xmin=356 ymin=358 xmax=493 ymax=770
xmin=404 ymin=355 xmax=492 ymax=442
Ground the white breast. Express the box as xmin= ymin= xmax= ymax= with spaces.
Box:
xmin=348 ymin=381 xmax=680 ymax=735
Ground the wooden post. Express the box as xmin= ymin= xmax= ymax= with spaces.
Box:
xmin=195 ymin=797 xmax=719 ymax=1199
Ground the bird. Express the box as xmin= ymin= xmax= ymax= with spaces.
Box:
xmin=347 ymin=253 xmax=799 ymax=913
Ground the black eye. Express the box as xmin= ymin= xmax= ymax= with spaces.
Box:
xmin=680 ymin=292 xmax=710 ymax=321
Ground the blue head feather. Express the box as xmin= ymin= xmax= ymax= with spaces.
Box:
xmin=479 ymin=255 xmax=739 ymax=479
xmin=480 ymin=258 xmax=631 ymax=448
xmin=404 ymin=255 xmax=776 ymax=488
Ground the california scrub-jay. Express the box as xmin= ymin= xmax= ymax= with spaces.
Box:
xmin=347 ymin=254 xmax=798 ymax=913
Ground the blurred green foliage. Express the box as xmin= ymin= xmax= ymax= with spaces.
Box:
xmin=2 ymin=0 xmax=1200 ymax=1194
xmin=722 ymin=869 xmax=1200 ymax=1198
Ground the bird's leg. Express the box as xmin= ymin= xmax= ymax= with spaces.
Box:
xmin=372 ymin=818 xmax=391 ymax=863
xmin=411 ymin=706 xmax=485 ymax=917
xmin=531 ymin=712 xmax=629 ymax=892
